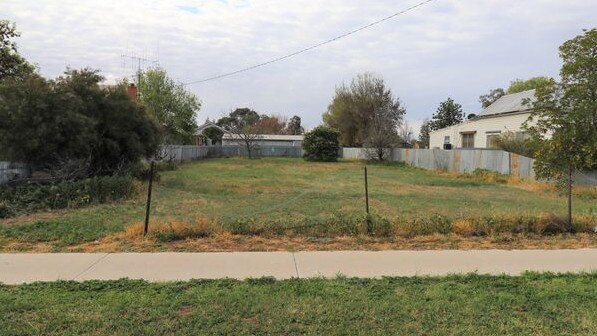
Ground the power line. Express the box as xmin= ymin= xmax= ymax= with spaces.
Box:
xmin=183 ymin=0 xmax=437 ymax=85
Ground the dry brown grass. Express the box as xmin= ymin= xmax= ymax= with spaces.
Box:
xmin=57 ymin=233 xmax=597 ymax=252
xmin=452 ymin=219 xmax=477 ymax=237
xmin=506 ymin=177 xmax=555 ymax=192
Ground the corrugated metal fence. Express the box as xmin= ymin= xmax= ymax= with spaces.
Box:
xmin=163 ymin=145 xmax=537 ymax=178
xmin=342 ymin=148 xmax=536 ymax=178
xmin=160 ymin=145 xmax=304 ymax=162
xmin=3 ymin=147 xmax=595 ymax=185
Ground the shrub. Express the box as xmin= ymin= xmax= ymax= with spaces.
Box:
xmin=533 ymin=214 xmax=569 ymax=235
xmin=303 ymin=126 xmax=340 ymax=162
xmin=0 ymin=176 xmax=136 ymax=218
xmin=493 ymin=131 xmax=536 ymax=157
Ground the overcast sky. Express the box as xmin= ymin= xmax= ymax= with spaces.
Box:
xmin=4 ymin=0 xmax=596 ymax=132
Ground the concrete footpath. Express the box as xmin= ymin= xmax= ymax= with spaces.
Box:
xmin=1 ymin=249 xmax=596 ymax=284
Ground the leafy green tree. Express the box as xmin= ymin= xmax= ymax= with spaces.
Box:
xmin=303 ymin=126 xmax=340 ymax=162
xmin=507 ymin=76 xmax=551 ymax=94
xmin=0 ymin=20 xmax=33 ymax=81
xmin=286 ymin=115 xmax=304 ymax=135
xmin=323 ymin=73 xmax=405 ymax=147
xmin=479 ymin=88 xmax=505 ymax=108
xmin=429 ymin=98 xmax=463 ymax=131
xmin=418 ymin=119 xmax=431 ymax=148
xmin=139 ymin=67 xmax=200 ymax=144
xmin=525 ymin=29 xmax=597 ymax=229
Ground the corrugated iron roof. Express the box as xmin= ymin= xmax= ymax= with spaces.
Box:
xmin=478 ymin=89 xmax=536 ymax=117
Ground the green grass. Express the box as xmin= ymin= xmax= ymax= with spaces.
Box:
xmin=0 ymin=273 xmax=595 ymax=335
xmin=1 ymin=157 xmax=595 ymax=248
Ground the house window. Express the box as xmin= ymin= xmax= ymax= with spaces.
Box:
xmin=444 ymin=136 xmax=450 ymax=144
xmin=486 ymin=131 xmax=501 ymax=149
xmin=461 ymin=133 xmax=475 ymax=148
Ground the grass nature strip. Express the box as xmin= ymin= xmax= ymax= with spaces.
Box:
xmin=0 ymin=273 xmax=595 ymax=335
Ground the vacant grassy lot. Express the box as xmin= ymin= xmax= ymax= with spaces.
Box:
xmin=1 ymin=273 xmax=595 ymax=335
xmin=0 ymin=157 xmax=595 ymax=251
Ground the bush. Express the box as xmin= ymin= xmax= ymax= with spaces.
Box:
xmin=0 ymin=176 xmax=137 ymax=218
xmin=123 ymin=159 xmax=177 ymax=181
xmin=302 ymin=126 xmax=340 ymax=162
xmin=493 ymin=131 xmax=536 ymax=157
xmin=0 ymin=69 xmax=161 ymax=174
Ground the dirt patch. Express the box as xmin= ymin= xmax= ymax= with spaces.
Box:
xmin=5 ymin=232 xmax=591 ymax=253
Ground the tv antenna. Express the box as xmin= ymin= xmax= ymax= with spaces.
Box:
xmin=121 ymin=53 xmax=159 ymax=98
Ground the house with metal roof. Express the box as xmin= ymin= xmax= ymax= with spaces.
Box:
xmin=429 ymin=89 xmax=536 ymax=149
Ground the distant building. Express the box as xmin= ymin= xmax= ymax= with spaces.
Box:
xmin=222 ymin=134 xmax=304 ymax=147
xmin=195 ymin=121 xmax=226 ymax=146
xmin=430 ymin=89 xmax=536 ymax=149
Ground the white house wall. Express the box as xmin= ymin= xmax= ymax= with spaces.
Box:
xmin=429 ymin=112 xmax=533 ymax=149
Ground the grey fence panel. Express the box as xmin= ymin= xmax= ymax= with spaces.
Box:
xmin=0 ymin=161 xmax=31 ymax=185
xmin=574 ymin=171 xmax=597 ymax=186
xmin=518 ymin=155 xmax=534 ymax=178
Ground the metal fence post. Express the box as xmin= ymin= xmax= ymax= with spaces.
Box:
xmin=364 ymin=166 xmax=372 ymax=233
xmin=143 ymin=161 xmax=155 ymax=236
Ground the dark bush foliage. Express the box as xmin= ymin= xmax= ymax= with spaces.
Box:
xmin=0 ymin=176 xmax=136 ymax=218
xmin=0 ymin=69 xmax=161 ymax=175
xmin=302 ymin=126 xmax=340 ymax=162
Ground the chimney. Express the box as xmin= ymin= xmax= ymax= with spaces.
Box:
xmin=127 ymin=83 xmax=138 ymax=104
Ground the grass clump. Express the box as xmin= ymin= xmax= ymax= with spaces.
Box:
xmin=150 ymin=216 xmax=220 ymax=242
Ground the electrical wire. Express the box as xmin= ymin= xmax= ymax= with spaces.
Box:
xmin=183 ymin=0 xmax=437 ymax=85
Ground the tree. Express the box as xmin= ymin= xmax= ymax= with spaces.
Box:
xmin=0 ymin=68 xmax=161 ymax=174
xmin=0 ymin=73 xmax=94 ymax=169
xmin=364 ymin=111 xmax=400 ymax=161
xmin=0 ymin=20 xmax=33 ymax=81
xmin=479 ymin=88 xmax=505 ymax=108
xmin=303 ymin=126 xmax=340 ymax=161
xmin=398 ymin=120 xmax=415 ymax=148
xmin=286 ymin=115 xmax=304 ymax=135
xmin=429 ymin=98 xmax=463 ymax=131
xmin=252 ymin=114 xmax=287 ymax=134
xmin=217 ymin=108 xmax=262 ymax=158
xmin=525 ymin=29 xmax=597 ymax=230
xmin=139 ymin=67 xmax=200 ymax=144
xmin=418 ymin=119 xmax=431 ymax=148
xmin=507 ymin=76 xmax=551 ymax=94
xmin=323 ymin=73 xmax=405 ymax=147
